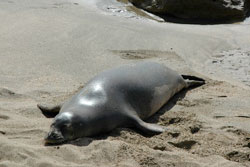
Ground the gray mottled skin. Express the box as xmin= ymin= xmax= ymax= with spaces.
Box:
xmin=38 ymin=62 xmax=204 ymax=144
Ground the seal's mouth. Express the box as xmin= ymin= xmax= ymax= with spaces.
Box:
xmin=44 ymin=138 xmax=65 ymax=145
xmin=44 ymin=129 xmax=65 ymax=145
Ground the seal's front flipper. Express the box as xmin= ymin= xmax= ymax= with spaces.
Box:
xmin=37 ymin=103 xmax=62 ymax=118
xmin=133 ymin=118 xmax=167 ymax=135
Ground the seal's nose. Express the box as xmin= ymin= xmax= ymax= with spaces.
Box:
xmin=44 ymin=129 xmax=64 ymax=144
xmin=44 ymin=131 xmax=54 ymax=141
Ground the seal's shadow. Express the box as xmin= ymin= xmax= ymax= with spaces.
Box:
xmin=68 ymin=86 xmax=196 ymax=147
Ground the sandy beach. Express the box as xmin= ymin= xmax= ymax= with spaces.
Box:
xmin=0 ymin=0 xmax=249 ymax=166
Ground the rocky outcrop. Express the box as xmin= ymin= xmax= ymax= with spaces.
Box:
xmin=129 ymin=0 xmax=250 ymax=21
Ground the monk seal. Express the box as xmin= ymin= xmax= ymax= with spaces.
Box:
xmin=38 ymin=62 xmax=204 ymax=144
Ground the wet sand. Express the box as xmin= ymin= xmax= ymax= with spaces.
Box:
xmin=0 ymin=0 xmax=250 ymax=166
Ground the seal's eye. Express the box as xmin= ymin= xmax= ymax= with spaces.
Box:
xmin=60 ymin=123 xmax=72 ymax=133
xmin=61 ymin=124 xmax=67 ymax=129
xmin=60 ymin=123 xmax=74 ymax=139
xmin=60 ymin=124 xmax=70 ymax=136
xmin=61 ymin=123 xmax=70 ymax=130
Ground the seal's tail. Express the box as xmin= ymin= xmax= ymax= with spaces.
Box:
xmin=181 ymin=75 xmax=205 ymax=88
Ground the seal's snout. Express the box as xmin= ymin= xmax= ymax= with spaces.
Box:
xmin=44 ymin=128 xmax=64 ymax=144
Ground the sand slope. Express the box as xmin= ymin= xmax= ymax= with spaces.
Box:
xmin=0 ymin=0 xmax=249 ymax=166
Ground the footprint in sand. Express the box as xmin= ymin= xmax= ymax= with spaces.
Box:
xmin=168 ymin=140 xmax=198 ymax=150
xmin=226 ymin=151 xmax=250 ymax=163
xmin=0 ymin=114 xmax=9 ymax=120
xmin=0 ymin=88 xmax=23 ymax=99
xmin=112 ymin=50 xmax=183 ymax=62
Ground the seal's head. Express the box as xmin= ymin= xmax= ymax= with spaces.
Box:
xmin=45 ymin=112 xmax=78 ymax=144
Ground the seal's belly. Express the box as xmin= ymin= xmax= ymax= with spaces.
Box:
xmin=120 ymin=79 xmax=185 ymax=120
xmin=149 ymin=82 xmax=184 ymax=118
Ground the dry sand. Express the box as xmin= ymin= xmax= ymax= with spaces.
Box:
xmin=0 ymin=0 xmax=250 ymax=166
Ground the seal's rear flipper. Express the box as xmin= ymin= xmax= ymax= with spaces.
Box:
xmin=37 ymin=103 xmax=62 ymax=118
xmin=181 ymin=75 xmax=205 ymax=88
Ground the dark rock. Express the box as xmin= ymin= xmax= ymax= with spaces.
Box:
xmin=129 ymin=0 xmax=250 ymax=22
